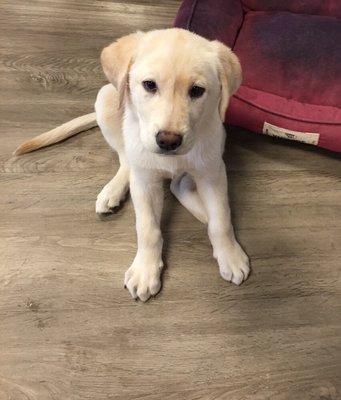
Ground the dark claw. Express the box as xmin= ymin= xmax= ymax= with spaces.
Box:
xmin=97 ymin=211 xmax=114 ymax=220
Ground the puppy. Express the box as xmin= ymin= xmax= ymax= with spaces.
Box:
xmin=15 ymin=28 xmax=250 ymax=301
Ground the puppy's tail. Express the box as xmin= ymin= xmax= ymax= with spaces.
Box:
xmin=13 ymin=112 xmax=97 ymax=156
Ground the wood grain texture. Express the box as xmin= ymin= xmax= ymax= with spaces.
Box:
xmin=0 ymin=1 xmax=341 ymax=399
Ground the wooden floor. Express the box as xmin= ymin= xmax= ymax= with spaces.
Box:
xmin=1 ymin=1 xmax=340 ymax=399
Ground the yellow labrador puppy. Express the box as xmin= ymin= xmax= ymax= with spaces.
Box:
xmin=15 ymin=28 xmax=250 ymax=301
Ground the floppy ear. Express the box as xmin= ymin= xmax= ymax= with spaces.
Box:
xmin=211 ymin=40 xmax=242 ymax=121
xmin=101 ymin=32 xmax=144 ymax=108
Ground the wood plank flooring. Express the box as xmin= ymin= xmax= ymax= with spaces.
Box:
xmin=0 ymin=1 xmax=340 ymax=399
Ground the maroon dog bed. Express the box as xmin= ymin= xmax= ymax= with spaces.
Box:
xmin=174 ymin=0 xmax=341 ymax=152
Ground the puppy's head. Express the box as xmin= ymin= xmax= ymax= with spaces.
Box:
xmin=101 ymin=28 xmax=241 ymax=155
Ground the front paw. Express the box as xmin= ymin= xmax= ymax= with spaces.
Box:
xmin=217 ymin=242 xmax=250 ymax=285
xmin=96 ymin=185 xmax=124 ymax=214
xmin=124 ymin=257 xmax=163 ymax=302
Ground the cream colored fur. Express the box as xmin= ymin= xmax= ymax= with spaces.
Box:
xmin=13 ymin=113 xmax=97 ymax=156
xmin=14 ymin=28 xmax=249 ymax=301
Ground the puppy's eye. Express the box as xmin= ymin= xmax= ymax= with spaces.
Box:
xmin=142 ymin=80 xmax=157 ymax=93
xmin=189 ymin=85 xmax=205 ymax=99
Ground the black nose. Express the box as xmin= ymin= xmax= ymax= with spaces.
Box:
xmin=156 ymin=131 xmax=182 ymax=151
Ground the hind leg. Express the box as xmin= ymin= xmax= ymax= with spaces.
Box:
xmin=96 ymin=156 xmax=129 ymax=214
xmin=95 ymin=84 xmax=130 ymax=214
xmin=170 ymin=173 xmax=207 ymax=224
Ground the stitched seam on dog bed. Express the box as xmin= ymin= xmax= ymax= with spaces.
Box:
xmin=231 ymin=7 xmax=246 ymax=50
xmin=239 ymin=81 xmax=341 ymax=111
xmin=239 ymin=1 xmax=338 ymax=18
xmin=234 ymin=90 xmax=341 ymax=125
xmin=186 ymin=0 xmax=199 ymax=30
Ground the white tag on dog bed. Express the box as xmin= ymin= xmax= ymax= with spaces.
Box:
xmin=263 ymin=122 xmax=319 ymax=145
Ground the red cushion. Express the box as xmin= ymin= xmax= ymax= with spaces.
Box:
xmin=174 ymin=0 xmax=341 ymax=152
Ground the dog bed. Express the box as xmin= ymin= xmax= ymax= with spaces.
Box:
xmin=174 ymin=0 xmax=341 ymax=152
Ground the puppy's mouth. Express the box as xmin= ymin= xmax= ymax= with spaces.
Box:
xmin=156 ymin=148 xmax=180 ymax=156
